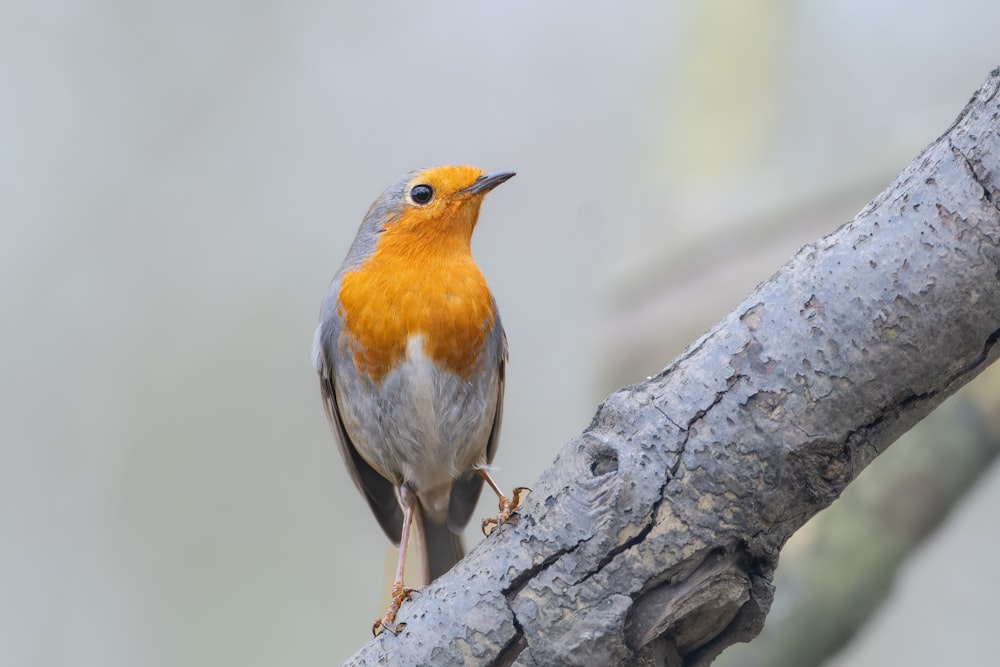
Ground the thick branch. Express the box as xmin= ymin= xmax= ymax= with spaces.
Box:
xmin=343 ymin=67 xmax=1000 ymax=666
xmin=715 ymin=387 xmax=1000 ymax=667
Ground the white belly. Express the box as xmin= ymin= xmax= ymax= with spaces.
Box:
xmin=336 ymin=335 xmax=498 ymax=519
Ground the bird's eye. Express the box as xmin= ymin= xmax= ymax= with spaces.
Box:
xmin=410 ymin=184 xmax=434 ymax=205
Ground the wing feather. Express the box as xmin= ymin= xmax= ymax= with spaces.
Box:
xmin=447 ymin=320 xmax=507 ymax=532
xmin=316 ymin=319 xmax=403 ymax=545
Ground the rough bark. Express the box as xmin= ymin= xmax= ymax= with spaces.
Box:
xmin=715 ymin=386 xmax=1000 ymax=667
xmin=342 ymin=67 xmax=1000 ymax=666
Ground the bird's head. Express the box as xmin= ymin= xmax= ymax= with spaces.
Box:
xmin=365 ymin=165 xmax=515 ymax=249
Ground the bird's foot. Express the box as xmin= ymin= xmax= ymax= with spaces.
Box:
xmin=371 ymin=581 xmax=416 ymax=636
xmin=481 ymin=486 xmax=531 ymax=536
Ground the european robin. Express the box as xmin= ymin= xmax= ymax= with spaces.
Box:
xmin=313 ymin=165 xmax=529 ymax=634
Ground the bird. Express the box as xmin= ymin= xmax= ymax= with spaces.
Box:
xmin=313 ymin=165 xmax=529 ymax=634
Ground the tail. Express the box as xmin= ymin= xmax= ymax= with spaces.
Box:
xmin=416 ymin=506 xmax=465 ymax=585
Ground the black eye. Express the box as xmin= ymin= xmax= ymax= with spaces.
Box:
xmin=410 ymin=184 xmax=434 ymax=205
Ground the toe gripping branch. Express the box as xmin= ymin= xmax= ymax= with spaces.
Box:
xmin=477 ymin=468 xmax=530 ymax=536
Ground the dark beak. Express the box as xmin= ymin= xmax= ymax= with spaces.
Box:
xmin=464 ymin=170 xmax=516 ymax=195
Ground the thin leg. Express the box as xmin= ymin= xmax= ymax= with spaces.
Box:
xmin=476 ymin=467 xmax=530 ymax=536
xmin=478 ymin=467 xmax=505 ymax=498
xmin=372 ymin=486 xmax=417 ymax=635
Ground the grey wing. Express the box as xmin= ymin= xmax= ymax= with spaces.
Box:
xmin=447 ymin=318 xmax=508 ymax=532
xmin=485 ymin=323 xmax=507 ymax=465
xmin=314 ymin=304 xmax=403 ymax=546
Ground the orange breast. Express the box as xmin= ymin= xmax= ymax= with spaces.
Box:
xmin=338 ymin=232 xmax=496 ymax=384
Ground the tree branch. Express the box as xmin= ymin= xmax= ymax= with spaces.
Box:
xmin=343 ymin=67 xmax=1000 ymax=667
xmin=715 ymin=386 xmax=1000 ymax=666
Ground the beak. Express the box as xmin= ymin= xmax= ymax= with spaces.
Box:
xmin=463 ymin=170 xmax=516 ymax=195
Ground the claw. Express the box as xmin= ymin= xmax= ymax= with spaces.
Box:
xmin=481 ymin=487 xmax=531 ymax=536
xmin=508 ymin=487 xmax=531 ymax=513
xmin=371 ymin=581 xmax=415 ymax=636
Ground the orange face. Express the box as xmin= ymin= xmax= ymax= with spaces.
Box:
xmin=338 ymin=166 xmax=501 ymax=383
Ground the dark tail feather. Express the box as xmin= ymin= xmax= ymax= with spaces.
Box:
xmin=418 ymin=508 xmax=466 ymax=585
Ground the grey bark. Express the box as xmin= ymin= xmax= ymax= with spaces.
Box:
xmin=715 ymin=390 xmax=1000 ymax=667
xmin=343 ymin=67 xmax=1000 ymax=666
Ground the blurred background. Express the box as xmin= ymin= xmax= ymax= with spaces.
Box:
xmin=4 ymin=1 xmax=1000 ymax=665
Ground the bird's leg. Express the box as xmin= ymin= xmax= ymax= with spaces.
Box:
xmin=372 ymin=486 xmax=417 ymax=636
xmin=476 ymin=467 xmax=531 ymax=537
